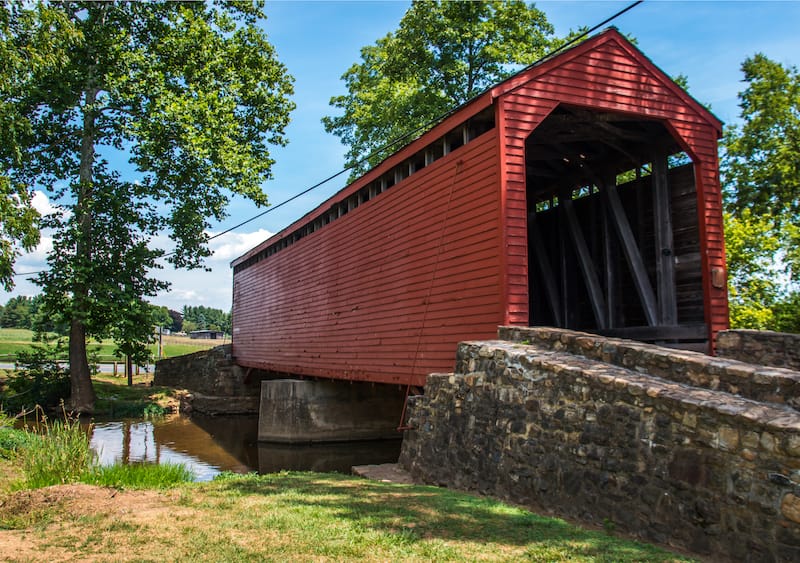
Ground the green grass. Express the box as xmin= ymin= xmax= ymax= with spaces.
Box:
xmin=92 ymin=378 xmax=178 ymax=417
xmin=82 ymin=463 xmax=194 ymax=489
xmin=180 ymin=472 xmax=694 ymax=562
xmin=0 ymin=430 xmax=695 ymax=562
xmin=0 ymin=408 xmax=191 ymax=493
xmin=16 ymin=415 xmax=96 ymax=489
xmin=0 ymin=328 xmax=219 ymax=363
xmin=0 ymin=469 xmax=695 ymax=561
xmin=0 ymin=426 xmax=35 ymax=459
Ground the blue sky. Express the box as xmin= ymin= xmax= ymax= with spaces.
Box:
xmin=5 ymin=0 xmax=800 ymax=312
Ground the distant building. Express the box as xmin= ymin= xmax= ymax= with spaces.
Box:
xmin=189 ymin=330 xmax=225 ymax=340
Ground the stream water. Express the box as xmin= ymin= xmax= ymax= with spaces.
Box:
xmin=87 ymin=414 xmax=402 ymax=481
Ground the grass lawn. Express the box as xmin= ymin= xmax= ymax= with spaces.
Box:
xmin=0 ymin=328 xmax=219 ymax=363
xmin=0 ymin=468 xmax=696 ymax=562
xmin=92 ymin=375 xmax=183 ymax=417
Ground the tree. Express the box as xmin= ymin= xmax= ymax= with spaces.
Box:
xmin=724 ymin=210 xmax=783 ymax=329
xmin=150 ymin=305 xmax=173 ymax=331
xmin=5 ymin=2 xmax=294 ymax=412
xmin=721 ymin=53 xmax=800 ymax=331
xmin=722 ymin=54 xmax=800 ymax=224
xmin=0 ymin=295 xmax=34 ymax=329
xmin=323 ymin=0 xmax=558 ymax=177
xmin=0 ymin=4 xmax=79 ymax=290
xmin=182 ymin=305 xmax=231 ymax=334
xmin=168 ymin=309 xmax=183 ymax=333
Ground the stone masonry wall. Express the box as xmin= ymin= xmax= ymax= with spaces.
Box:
xmin=500 ymin=326 xmax=800 ymax=410
xmin=718 ymin=330 xmax=800 ymax=371
xmin=154 ymin=344 xmax=260 ymax=414
xmin=400 ymin=333 xmax=800 ymax=562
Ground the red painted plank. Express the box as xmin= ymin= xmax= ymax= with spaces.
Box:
xmin=234 ymin=27 xmax=727 ymax=384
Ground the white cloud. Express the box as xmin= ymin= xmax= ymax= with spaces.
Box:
xmin=145 ymin=229 xmax=273 ymax=312
xmin=147 ymin=229 xmax=273 ymax=311
xmin=23 ymin=234 xmax=53 ymax=264
xmin=31 ymin=190 xmax=65 ymax=217
xmin=2 ymin=225 xmax=273 ymax=313
xmin=207 ymin=229 xmax=273 ymax=262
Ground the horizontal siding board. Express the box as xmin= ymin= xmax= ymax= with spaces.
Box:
xmin=235 ymin=28 xmax=727 ymax=383
xmin=495 ymin=30 xmax=724 ymax=338
xmin=233 ymin=134 xmax=503 ymax=383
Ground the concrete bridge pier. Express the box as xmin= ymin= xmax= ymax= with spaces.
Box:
xmin=257 ymin=379 xmax=406 ymax=443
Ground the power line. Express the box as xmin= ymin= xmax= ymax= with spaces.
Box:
xmin=206 ymin=0 xmax=644 ymax=242
xmin=11 ymin=0 xmax=645 ymax=273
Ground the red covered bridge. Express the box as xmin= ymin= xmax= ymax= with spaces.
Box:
xmin=231 ymin=28 xmax=728 ymax=389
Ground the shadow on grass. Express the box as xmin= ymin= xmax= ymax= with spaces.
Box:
xmin=208 ymin=471 xmax=693 ymax=562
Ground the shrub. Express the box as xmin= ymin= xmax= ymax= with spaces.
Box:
xmin=2 ymin=344 xmax=70 ymax=413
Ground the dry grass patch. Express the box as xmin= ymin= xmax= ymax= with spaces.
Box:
xmin=0 ymin=472 xmax=697 ymax=562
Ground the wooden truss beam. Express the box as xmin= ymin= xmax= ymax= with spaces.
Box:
xmin=528 ymin=213 xmax=563 ymax=327
xmin=652 ymin=152 xmax=678 ymax=326
xmin=602 ymin=181 xmax=659 ymax=326
xmin=561 ymin=197 xmax=607 ymax=329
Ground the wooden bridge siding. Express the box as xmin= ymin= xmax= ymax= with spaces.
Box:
xmin=495 ymin=33 xmax=727 ymax=341
xmin=232 ymin=131 xmax=503 ymax=387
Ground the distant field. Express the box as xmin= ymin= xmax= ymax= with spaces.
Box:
xmin=0 ymin=328 xmax=221 ymax=363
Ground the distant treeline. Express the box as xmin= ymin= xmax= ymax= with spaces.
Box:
xmin=0 ymin=295 xmax=65 ymax=333
xmin=1 ymin=296 xmax=230 ymax=336
xmin=180 ymin=305 xmax=231 ymax=335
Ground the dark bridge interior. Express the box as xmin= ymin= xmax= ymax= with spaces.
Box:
xmin=526 ymin=104 xmax=707 ymax=350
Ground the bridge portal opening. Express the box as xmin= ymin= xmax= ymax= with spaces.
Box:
xmin=525 ymin=104 xmax=708 ymax=351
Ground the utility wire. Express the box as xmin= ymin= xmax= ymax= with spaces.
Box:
xmin=12 ymin=0 xmax=644 ymax=273
xmin=206 ymin=0 xmax=644 ymax=242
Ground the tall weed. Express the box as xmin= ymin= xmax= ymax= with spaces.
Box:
xmin=0 ymin=409 xmax=33 ymax=459
xmin=18 ymin=408 xmax=96 ymax=489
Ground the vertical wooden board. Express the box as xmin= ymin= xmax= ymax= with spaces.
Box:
xmin=499 ymin=96 xmax=558 ymax=325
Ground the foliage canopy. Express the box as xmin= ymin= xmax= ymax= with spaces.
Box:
xmin=1 ymin=2 xmax=294 ymax=411
xmin=0 ymin=4 xmax=79 ymax=290
xmin=722 ymin=53 xmax=800 ymax=330
xmin=323 ymin=0 xmax=559 ymax=177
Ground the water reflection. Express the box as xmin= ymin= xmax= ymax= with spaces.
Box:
xmin=88 ymin=414 xmax=402 ymax=481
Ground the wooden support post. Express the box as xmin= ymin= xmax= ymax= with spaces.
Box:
xmin=557 ymin=198 xmax=575 ymax=328
xmin=602 ymin=182 xmax=659 ymax=326
xmin=561 ymin=198 xmax=607 ymax=329
xmin=602 ymin=180 xmax=618 ymax=328
xmin=652 ymin=152 xmax=678 ymax=326
xmin=529 ymin=213 xmax=563 ymax=326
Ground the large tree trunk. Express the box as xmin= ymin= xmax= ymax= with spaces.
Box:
xmin=67 ymin=85 xmax=99 ymax=414
xmin=68 ymin=316 xmax=95 ymax=413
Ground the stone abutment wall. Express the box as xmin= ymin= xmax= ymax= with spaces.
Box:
xmin=718 ymin=329 xmax=800 ymax=371
xmin=400 ymin=327 xmax=800 ymax=562
xmin=154 ymin=345 xmax=260 ymax=414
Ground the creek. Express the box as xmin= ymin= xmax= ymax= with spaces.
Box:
xmin=87 ymin=414 xmax=402 ymax=481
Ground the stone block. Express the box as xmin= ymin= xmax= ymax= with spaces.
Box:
xmin=781 ymin=493 xmax=800 ymax=524
xmin=402 ymin=329 xmax=800 ymax=562
xmin=258 ymin=379 xmax=405 ymax=443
